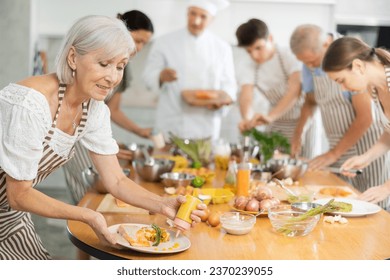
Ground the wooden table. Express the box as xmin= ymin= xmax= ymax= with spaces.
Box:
xmin=67 ymin=170 xmax=390 ymax=260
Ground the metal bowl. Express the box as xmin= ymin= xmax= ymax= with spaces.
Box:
xmin=291 ymin=202 xmax=321 ymax=212
xmin=160 ymin=172 xmax=196 ymax=188
xmin=125 ymin=143 xmax=154 ymax=160
xmin=133 ymin=158 xmax=174 ymax=182
xmin=267 ymin=158 xmax=308 ymax=181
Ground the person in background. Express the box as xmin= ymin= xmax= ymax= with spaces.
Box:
xmin=0 ymin=15 xmax=205 ymax=260
xmin=289 ymin=24 xmax=390 ymax=196
xmin=63 ymin=10 xmax=155 ymax=204
xmin=235 ymin=19 xmax=320 ymax=159
xmin=322 ymin=36 xmax=390 ymax=210
xmin=143 ymin=0 xmax=236 ymax=142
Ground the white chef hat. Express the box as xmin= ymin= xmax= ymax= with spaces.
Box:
xmin=188 ymin=0 xmax=230 ymax=16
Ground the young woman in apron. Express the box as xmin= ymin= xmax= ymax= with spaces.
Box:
xmin=323 ymin=36 xmax=390 ymax=209
xmin=0 ymin=15 xmax=205 ymax=260
xmin=310 ymin=70 xmax=389 ymax=194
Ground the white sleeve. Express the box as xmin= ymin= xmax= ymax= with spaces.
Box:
xmin=0 ymin=89 xmax=48 ymax=180
xmin=220 ymin=44 xmax=238 ymax=101
xmin=279 ymin=46 xmax=302 ymax=75
xmin=235 ymin=50 xmax=256 ymax=87
xmin=79 ymin=101 xmax=119 ymax=155
xmin=142 ymin=39 xmax=166 ymax=93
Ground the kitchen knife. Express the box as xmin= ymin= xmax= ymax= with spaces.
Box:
xmin=323 ymin=167 xmax=362 ymax=175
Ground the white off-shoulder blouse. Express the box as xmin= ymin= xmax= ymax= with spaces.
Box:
xmin=0 ymin=83 xmax=118 ymax=181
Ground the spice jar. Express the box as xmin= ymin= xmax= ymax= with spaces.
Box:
xmin=174 ymin=195 xmax=202 ymax=232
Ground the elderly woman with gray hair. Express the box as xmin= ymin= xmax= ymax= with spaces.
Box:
xmin=0 ymin=15 xmax=205 ymax=260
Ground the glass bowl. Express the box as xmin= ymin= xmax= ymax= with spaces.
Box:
xmin=220 ymin=212 xmax=256 ymax=235
xmin=267 ymin=204 xmax=320 ymax=237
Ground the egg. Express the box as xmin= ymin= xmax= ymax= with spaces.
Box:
xmin=201 ymin=208 xmax=211 ymax=222
xmin=207 ymin=212 xmax=221 ymax=227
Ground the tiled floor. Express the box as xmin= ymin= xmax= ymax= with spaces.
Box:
xmin=31 ymin=186 xmax=78 ymax=260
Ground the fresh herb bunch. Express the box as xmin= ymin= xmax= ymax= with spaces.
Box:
xmin=244 ymin=128 xmax=291 ymax=163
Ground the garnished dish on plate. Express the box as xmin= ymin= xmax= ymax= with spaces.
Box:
xmin=109 ymin=223 xmax=191 ymax=254
xmin=313 ymin=198 xmax=381 ymax=217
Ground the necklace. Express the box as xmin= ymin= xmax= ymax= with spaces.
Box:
xmin=64 ymin=95 xmax=82 ymax=130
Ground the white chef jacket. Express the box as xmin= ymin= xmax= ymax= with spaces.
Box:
xmin=143 ymin=28 xmax=237 ymax=141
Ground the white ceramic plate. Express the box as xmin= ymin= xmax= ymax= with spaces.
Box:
xmin=313 ymin=198 xmax=381 ymax=217
xmin=109 ymin=223 xmax=191 ymax=254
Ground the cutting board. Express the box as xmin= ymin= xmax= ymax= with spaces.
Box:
xmin=96 ymin=194 xmax=150 ymax=214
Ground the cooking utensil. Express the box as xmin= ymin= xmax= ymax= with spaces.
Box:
xmin=272 ymin=178 xmax=297 ymax=197
xmin=81 ymin=166 xmax=98 ymax=187
xmin=141 ymin=146 xmax=155 ymax=166
xmin=322 ymin=167 xmax=362 ymax=175
xmin=133 ymin=158 xmax=175 ymax=182
xmin=267 ymin=158 xmax=308 ymax=180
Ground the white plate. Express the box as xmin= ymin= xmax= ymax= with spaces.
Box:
xmin=313 ymin=198 xmax=381 ymax=217
xmin=108 ymin=223 xmax=191 ymax=254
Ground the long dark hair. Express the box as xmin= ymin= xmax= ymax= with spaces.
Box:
xmin=115 ymin=10 xmax=154 ymax=94
xmin=323 ymin=36 xmax=390 ymax=72
xmin=236 ymin=19 xmax=269 ymax=47
xmin=117 ymin=10 xmax=154 ymax=32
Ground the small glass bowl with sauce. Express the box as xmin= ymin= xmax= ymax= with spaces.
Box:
xmin=220 ymin=212 xmax=256 ymax=235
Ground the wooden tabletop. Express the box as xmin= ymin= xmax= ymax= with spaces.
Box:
xmin=67 ymin=170 xmax=390 ymax=260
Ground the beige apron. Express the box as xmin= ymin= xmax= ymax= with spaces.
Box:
xmin=255 ymin=49 xmax=318 ymax=159
xmin=313 ymin=72 xmax=390 ymax=209
xmin=0 ymin=84 xmax=89 ymax=259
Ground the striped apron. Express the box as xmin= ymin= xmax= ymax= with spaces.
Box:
xmin=62 ymin=89 xmax=115 ymax=204
xmin=255 ymin=49 xmax=318 ymax=159
xmin=370 ymin=65 xmax=390 ymax=209
xmin=0 ymin=84 xmax=89 ymax=259
xmin=312 ymin=73 xmax=390 ymax=207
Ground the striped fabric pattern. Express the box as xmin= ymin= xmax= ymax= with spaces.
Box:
xmin=313 ymin=73 xmax=390 ymax=209
xmin=0 ymin=84 xmax=89 ymax=259
xmin=254 ymin=49 xmax=317 ymax=159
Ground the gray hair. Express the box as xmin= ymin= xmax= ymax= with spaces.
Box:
xmin=290 ymin=24 xmax=328 ymax=55
xmin=56 ymin=15 xmax=135 ymax=84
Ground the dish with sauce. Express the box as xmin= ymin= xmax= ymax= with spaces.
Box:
xmin=109 ymin=223 xmax=191 ymax=254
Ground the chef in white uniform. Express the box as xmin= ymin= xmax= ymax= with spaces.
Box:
xmin=143 ymin=0 xmax=237 ymax=141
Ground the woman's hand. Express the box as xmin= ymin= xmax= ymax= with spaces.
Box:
xmin=341 ymin=154 xmax=370 ymax=177
xmin=358 ymin=182 xmax=390 ymax=204
xmin=85 ymin=209 xmax=121 ymax=248
xmin=136 ymin=127 xmax=152 ymax=138
xmin=161 ymin=195 xmax=207 ymax=227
